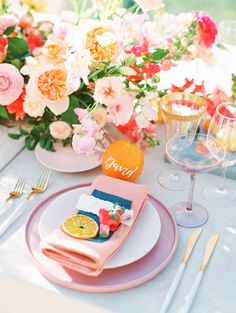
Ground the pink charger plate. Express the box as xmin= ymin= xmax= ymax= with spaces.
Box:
xmin=25 ymin=183 xmax=178 ymax=293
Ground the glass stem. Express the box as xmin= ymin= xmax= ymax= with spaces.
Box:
xmin=186 ymin=173 xmax=196 ymax=212
xmin=218 ymin=166 xmax=227 ymax=192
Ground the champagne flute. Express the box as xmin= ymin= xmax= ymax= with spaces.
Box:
xmin=158 ymin=92 xmax=207 ymax=191
xmin=203 ymin=102 xmax=236 ymax=206
xmin=166 ymin=133 xmax=225 ymax=228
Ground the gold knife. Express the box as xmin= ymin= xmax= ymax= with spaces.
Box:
xmin=178 ymin=234 xmax=219 ymax=313
xmin=160 ymin=228 xmax=202 ymax=313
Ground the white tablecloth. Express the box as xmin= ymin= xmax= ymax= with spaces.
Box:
xmin=0 ymin=124 xmax=236 ymax=313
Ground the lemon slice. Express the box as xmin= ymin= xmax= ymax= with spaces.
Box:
xmin=216 ymin=127 xmax=236 ymax=152
xmin=62 ymin=214 xmax=99 ymax=239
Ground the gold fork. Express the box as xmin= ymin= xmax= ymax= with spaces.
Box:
xmin=5 ymin=177 xmax=27 ymax=202
xmin=26 ymin=168 xmax=51 ymax=200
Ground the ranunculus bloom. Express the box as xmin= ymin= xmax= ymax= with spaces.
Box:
xmin=86 ymin=26 xmax=119 ymax=62
xmin=7 ymin=86 xmax=26 ymax=120
xmin=27 ymin=33 xmax=44 ymax=52
xmin=0 ymin=37 xmax=8 ymax=63
xmin=49 ymin=121 xmax=71 ymax=140
xmin=72 ymin=134 xmax=96 ymax=154
xmin=0 ymin=63 xmax=24 ymax=106
xmin=18 ymin=15 xmax=33 ymax=29
xmin=195 ymin=11 xmax=217 ymax=48
xmin=94 ymin=77 xmax=125 ymax=106
xmin=135 ymin=0 xmax=164 ymax=11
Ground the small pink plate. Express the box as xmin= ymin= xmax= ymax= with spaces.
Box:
xmin=25 ymin=184 xmax=178 ymax=293
xmin=35 ymin=143 xmax=102 ymax=173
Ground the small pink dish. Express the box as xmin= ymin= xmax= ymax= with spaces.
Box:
xmin=25 ymin=183 xmax=178 ymax=293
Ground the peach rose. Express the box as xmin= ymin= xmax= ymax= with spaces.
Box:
xmin=42 ymin=41 xmax=66 ymax=60
xmin=49 ymin=121 xmax=72 ymax=140
xmin=86 ymin=26 xmax=119 ymax=62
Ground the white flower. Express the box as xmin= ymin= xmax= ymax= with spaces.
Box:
xmin=65 ymin=49 xmax=90 ymax=91
xmin=49 ymin=121 xmax=72 ymax=140
xmin=96 ymin=31 xmax=117 ymax=47
xmin=23 ymin=95 xmax=46 ymax=117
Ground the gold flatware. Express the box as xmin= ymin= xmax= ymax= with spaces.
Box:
xmin=178 ymin=234 xmax=219 ymax=313
xmin=26 ymin=168 xmax=51 ymax=200
xmin=160 ymin=228 xmax=202 ymax=313
xmin=5 ymin=177 xmax=27 ymax=202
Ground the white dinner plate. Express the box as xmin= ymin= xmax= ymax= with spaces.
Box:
xmin=38 ymin=187 xmax=161 ymax=269
xmin=35 ymin=142 xmax=102 ymax=173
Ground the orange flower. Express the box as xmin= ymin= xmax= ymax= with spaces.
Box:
xmin=0 ymin=37 xmax=8 ymax=63
xmin=42 ymin=41 xmax=66 ymax=60
xmin=86 ymin=26 xmax=118 ymax=62
xmin=37 ymin=68 xmax=67 ymax=101
xmin=7 ymin=86 xmax=26 ymax=120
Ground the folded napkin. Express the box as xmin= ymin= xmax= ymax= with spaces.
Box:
xmin=40 ymin=175 xmax=148 ymax=277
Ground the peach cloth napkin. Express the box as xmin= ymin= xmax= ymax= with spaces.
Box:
xmin=40 ymin=175 xmax=148 ymax=277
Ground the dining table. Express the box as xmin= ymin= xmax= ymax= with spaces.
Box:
xmin=0 ymin=123 xmax=236 ymax=313
xmin=1 ymin=46 xmax=236 ymax=313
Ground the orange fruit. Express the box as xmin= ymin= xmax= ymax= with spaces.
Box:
xmin=102 ymin=140 xmax=144 ymax=182
xmin=62 ymin=214 xmax=99 ymax=239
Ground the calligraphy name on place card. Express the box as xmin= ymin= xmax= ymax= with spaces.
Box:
xmin=104 ymin=156 xmax=138 ymax=179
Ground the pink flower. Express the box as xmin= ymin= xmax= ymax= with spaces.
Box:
xmin=74 ymin=108 xmax=88 ymax=122
xmin=94 ymin=77 xmax=125 ymax=106
xmin=195 ymin=11 xmax=217 ymax=48
xmin=72 ymin=134 xmax=96 ymax=154
xmin=82 ymin=119 xmax=101 ymax=137
xmin=107 ymin=94 xmax=134 ymax=126
xmin=0 ymin=64 xmax=24 ymax=106
xmin=0 ymin=14 xmax=17 ymax=35
xmin=160 ymin=60 xmax=176 ymax=71
xmin=99 ymin=224 xmax=110 ymax=238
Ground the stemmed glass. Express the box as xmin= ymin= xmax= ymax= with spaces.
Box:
xmin=158 ymin=92 xmax=207 ymax=191
xmin=203 ymin=102 xmax=236 ymax=206
xmin=166 ymin=133 xmax=225 ymax=228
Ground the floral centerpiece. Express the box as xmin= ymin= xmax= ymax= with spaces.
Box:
xmin=0 ymin=0 xmax=219 ymax=154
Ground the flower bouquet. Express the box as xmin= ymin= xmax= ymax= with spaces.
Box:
xmin=0 ymin=0 xmax=219 ymax=154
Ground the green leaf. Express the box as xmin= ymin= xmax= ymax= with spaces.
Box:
xmin=8 ymin=133 xmax=22 ymax=140
xmin=216 ymin=43 xmax=228 ymax=51
xmin=25 ymin=136 xmax=38 ymax=150
xmin=7 ymin=37 xmax=29 ymax=59
xmin=3 ymin=25 xmax=15 ymax=36
xmin=0 ymin=106 xmax=9 ymax=119
xmin=19 ymin=126 xmax=29 ymax=135
xmin=61 ymin=95 xmax=80 ymax=124
xmin=150 ymin=49 xmax=169 ymax=61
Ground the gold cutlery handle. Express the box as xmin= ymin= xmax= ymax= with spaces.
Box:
xmin=26 ymin=191 xmax=35 ymax=200
xmin=182 ymin=228 xmax=202 ymax=264
xmin=5 ymin=196 xmax=12 ymax=202
xmin=200 ymin=234 xmax=219 ymax=272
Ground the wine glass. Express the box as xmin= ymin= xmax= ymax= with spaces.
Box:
xmin=203 ymin=102 xmax=236 ymax=206
xmin=158 ymin=92 xmax=207 ymax=191
xmin=166 ymin=133 xmax=225 ymax=228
